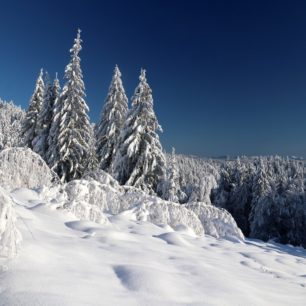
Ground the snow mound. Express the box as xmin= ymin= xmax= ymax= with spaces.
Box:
xmin=0 ymin=148 xmax=59 ymax=191
xmin=154 ymin=232 xmax=192 ymax=247
xmin=185 ymin=202 xmax=244 ymax=241
xmin=0 ymin=187 xmax=21 ymax=257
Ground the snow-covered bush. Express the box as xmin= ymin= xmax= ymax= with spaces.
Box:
xmin=124 ymin=188 xmax=204 ymax=236
xmin=57 ymin=179 xmax=203 ymax=235
xmin=0 ymin=186 xmax=21 ymax=257
xmin=83 ymin=169 xmax=123 ymax=192
xmin=185 ymin=202 xmax=244 ymax=241
xmin=0 ymin=99 xmax=25 ymax=150
xmin=0 ymin=148 xmax=59 ymax=191
xmin=64 ymin=179 xmax=129 ymax=215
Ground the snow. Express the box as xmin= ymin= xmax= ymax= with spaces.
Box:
xmin=0 ymin=187 xmax=305 ymax=305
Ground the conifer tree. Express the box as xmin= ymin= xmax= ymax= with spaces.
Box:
xmin=46 ymin=74 xmax=61 ymax=169
xmin=22 ymin=69 xmax=45 ymax=149
xmin=162 ymin=148 xmax=180 ymax=202
xmin=55 ymin=29 xmax=91 ymax=182
xmin=85 ymin=123 xmax=98 ymax=172
xmin=95 ymin=65 xmax=128 ymax=171
xmin=33 ymin=72 xmax=57 ymax=158
xmin=112 ymin=69 xmax=166 ymax=194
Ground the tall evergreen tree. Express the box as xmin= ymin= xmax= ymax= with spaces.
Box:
xmin=85 ymin=123 xmax=98 ymax=173
xmin=22 ymin=69 xmax=45 ymax=149
xmin=55 ymin=29 xmax=91 ymax=182
xmin=95 ymin=65 xmax=128 ymax=172
xmin=46 ymin=74 xmax=61 ymax=169
xmin=162 ymin=148 xmax=180 ymax=202
xmin=112 ymin=69 xmax=166 ymax=194
xmin=33 ymin=72 xmax=57 ymax=158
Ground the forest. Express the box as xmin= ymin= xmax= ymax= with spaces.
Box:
xmin=0 ymin=30 xmax=305 ymax=249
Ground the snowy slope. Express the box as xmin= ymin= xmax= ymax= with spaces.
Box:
xmin=0 ymin=188 xmax=305 ymax=306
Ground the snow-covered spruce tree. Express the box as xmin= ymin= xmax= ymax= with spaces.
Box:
xmin=55 ymin=29 xmax=91 ymax=182
xmin=46 ymin=75 xmax=61 ymax=170
xmin=95 ymin=65 xmax=128 ymax=172
xmin=32 ymin=72 xmax=59 ymax=159
xmin=22 ymin=69 xmax=45 ymax=149
xmin=112 ymin=69 xmax=166 ymax=194
xmin=162 ymin=147 xmax=180 ymax=202
xmin=85 ymin=123 xmax=98 ymax=172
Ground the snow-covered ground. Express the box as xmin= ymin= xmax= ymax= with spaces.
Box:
xmin=0 ymin=188 xmax=305 ymax=306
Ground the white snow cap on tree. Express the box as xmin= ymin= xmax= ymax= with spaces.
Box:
xmin=22 ymin=69 xmax=45 ymax=149
xmin=112 ymin=68 xmax=166 ymax=194
xmin=55 ymin=29 xmax=91 ymax=182
xmin=95 ymin=65 xmax=128 ymax=172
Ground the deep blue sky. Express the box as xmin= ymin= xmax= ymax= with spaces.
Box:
xmin=1 ymin=0 xmax=306 ymax=157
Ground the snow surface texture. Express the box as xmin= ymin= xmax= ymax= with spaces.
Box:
xmin=0 ymin=148 xmax=59 ymax=191
xmin=0 ymin=188 xmax=305 ymax=305
xmin=0 ymin=187 xmax=21 ymax=258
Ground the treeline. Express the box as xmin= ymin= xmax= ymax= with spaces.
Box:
xmin=212 ymin=156 xmax=306 ymax=247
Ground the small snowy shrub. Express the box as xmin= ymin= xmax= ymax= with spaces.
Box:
xmin=186 ymin=202 xmax=244 ymax=241
xmin=0 ymin=147 xmax=59 ymax=191
xmin=123 ymin=188 xmax=204 ymax=236
xmin=83 ymin=169 xmax=123 ymax=192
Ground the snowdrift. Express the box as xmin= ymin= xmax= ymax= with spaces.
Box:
xmin=0 ymin=186 xmax=21 ymax=257
xmin=0 ymin=148 xmax=59 ymax=191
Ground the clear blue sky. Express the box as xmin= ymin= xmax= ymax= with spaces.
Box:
xmin=1 ymin=0 xmax=306 ymax=157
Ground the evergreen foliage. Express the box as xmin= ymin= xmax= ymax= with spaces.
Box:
xmin=112 ymin=69 xmax=166 ymax=194
xmin=22 ymin=69 xmax=45 ymax=149
xmin=95 ymin=65 xmax=128 ymax=172
xmin=55 ymin=29 xmax=91 ymax=182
